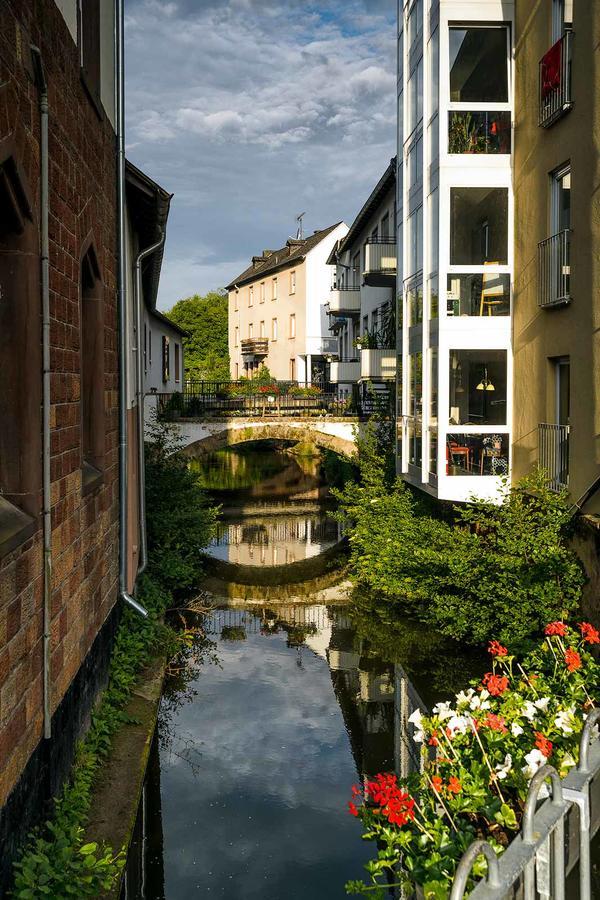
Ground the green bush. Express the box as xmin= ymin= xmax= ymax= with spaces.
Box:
xmin=336 ymin=448 xmax=585 ymax=651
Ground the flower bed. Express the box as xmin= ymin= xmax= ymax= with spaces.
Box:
xmin=346 ymin=621 xmax=600 ymax=899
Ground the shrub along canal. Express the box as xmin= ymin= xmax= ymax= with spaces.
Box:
xmin=120 ymin=443 xmax=482 ymax=899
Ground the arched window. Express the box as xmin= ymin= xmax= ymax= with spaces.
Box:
xmin=0 ymin=154 xmax=41 ymax=551
xmin=80 ymin=240 xmax=104 ymax=490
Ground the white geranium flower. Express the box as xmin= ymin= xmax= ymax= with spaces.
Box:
xmin=408 ymin=708 xmax=423 ymax=727
xmin=522 ymin=748 xmax=547 ymax=780
xmin=495 ymin=753 xmax=512 ymax=780
xmin=554 ymin=706 xmax=576 ymax=735
xmin=456 ymin=688 xmax=476 ymax=707
xmin=446 ymin=715 xmax=471 ymax=737
xmin=534 ymin=697 xmax=550 ymax=712
xmin=511 ymin=722 xmax=524 ymax=737
xmin=432 ymin=701 xmax=455 ymax=722
xmin=522 ymin=701 xmax=538 ymax=722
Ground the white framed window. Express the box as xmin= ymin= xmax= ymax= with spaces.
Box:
xmin=260 ymin=281 xmax=265 ymax=303
xmin=289 ymin=313 xmax=296 ymax=338
xmin=272 ymin=317 xmax=278 ymax=340
xmin=260 ymin=320 xmax=265 ymax=337
xmin=234 ymin=289 xmax=239 ymax=311
xmin=248 ymin=323 xmax=253 ymax=338
xmin=234 ymin=326 xmax=239 ymax=347
xmin=272 ymin=277 xmax=277 ymax=300
xmin=290 ymin=270 xmax=296 ymax=294
xmin=249 ymin=285 xmax=254 ymax=306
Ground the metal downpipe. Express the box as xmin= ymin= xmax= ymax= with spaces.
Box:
xmin=116 ymin=0 xmax=147 ymax=618
xmin=31 ymin=46 xmax=52 ymax=740
xmin=134 ymin=233 xmax=165 ymax=580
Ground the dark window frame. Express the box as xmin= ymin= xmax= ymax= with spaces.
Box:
xmin=78 ymin=0 xmax=103 ymax=119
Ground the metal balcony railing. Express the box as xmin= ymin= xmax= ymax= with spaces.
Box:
xmin=364 ymin=239 xmax=397 ymax=276
xmin=538 ymin=229 xmax=570 ymax=307
xmin=539 ymin=31 xmax=573 ymax=127
xmin=240 ymin=337 xmax=268 ymax=357
xmin=539 ymin=422 xmax=570 ymax=491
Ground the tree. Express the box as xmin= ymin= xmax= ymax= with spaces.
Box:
xmin=167 ymin=289 xmax=230 ymax=381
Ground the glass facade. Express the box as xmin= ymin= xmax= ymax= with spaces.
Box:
xmin=450 ymin=188 xmax=509 ymax=266
xmin=449 ymin=27 xmax=509 ymax=102
xmin=449 ymin=350 xmax=507 ymax=427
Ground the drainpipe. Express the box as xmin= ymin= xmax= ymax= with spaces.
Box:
xmin=31 ymin=46 xmax=52 ymax=739
xmin=134 ymin=233 xmax=165 ymax=579
xmin=116 ymin=0 xmax=148 ymax=618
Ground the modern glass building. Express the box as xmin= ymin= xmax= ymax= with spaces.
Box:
xmin=397 ymin=0 xmax=514 ymax=502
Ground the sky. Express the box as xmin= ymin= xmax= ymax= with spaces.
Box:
xmin=124 ymin=0 xmax=397 ymax=311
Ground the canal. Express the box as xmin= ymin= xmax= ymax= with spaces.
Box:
xmin=121 ymin=443 xmax=481 ymax=899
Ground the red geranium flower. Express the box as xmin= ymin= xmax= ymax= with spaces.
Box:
xmin=488 ymin=639 xmax=508 ymax=657
xmin=365 ymin=773 xmax=415 ymax=827
xmin=545 ymin=621 xmax=568 ymax=637
xmin=580 ymin=622 xmax=600 ymax=644
xmin=482 ymin=672 xmax=509 ymax=697
xmin=447 ymin=776 xmax=462 ymax=794
xmin=431 ymin=775 xmax=443 ymax=792
xmin=428 ymin=730 xmax=440 ymax=747
xmin=534 ymin=732 xmax=553 ymax=758
xmin=483 ymin=713 xmax=508 ymax=733
xmin=565 ymin=648 xmax=582 ymax=672
xmin=348 ymin=801 xmax=359 ymax=816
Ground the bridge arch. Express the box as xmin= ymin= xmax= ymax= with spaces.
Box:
xmin=175 ymin=418 xmax=358 ymax=459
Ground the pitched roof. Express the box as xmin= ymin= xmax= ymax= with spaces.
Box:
xmin=226 ymin=221 xmax=344 ymax=290
xmin=327 ymin=158 xmax=396 ymax=263
xmin=125 ymin=160 xmax=172 ymax=311
xmin=148 ymin=306 xmax=189 ymax=338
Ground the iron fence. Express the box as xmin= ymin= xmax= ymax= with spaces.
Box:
xmin=538 ymin=230 xmax=571 ymax=308
xmin=155 ymin=389 xmax=358 ymax=418
xmin=539 ymin=423 xmax=570 ymax=491
xmin=539 ymin=31 xmax=573 ymax=128
xmin=451 ymin=710 xmax=600 ymax=900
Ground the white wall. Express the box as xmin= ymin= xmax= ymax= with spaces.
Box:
xmin=143 ymin=311 xmax=185 ymax=394
xmin=305 ymin=222 xmax=348 ymax=357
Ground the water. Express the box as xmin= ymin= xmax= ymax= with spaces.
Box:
xmin=122 ymin=445 xmax=480 ymax=899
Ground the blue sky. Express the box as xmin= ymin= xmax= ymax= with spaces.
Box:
xmin=125 ymin=0 xmax=396 ymax=310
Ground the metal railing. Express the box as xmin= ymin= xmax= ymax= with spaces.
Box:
xmin=538 ymin=229 xmax=571 ymax=307
xmin=451 ymin=710 xmax=600 ymax=900
xmin=539 ymin=31 xmax=573 ymax=128
xmin=539 ymin=423 xmax=570 ymax=491
xmin=155 ymin=389 xmax=358 ymax=418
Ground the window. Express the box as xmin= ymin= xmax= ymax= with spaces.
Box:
xmin=429 ymin=29 xmax=439 ymax=119
xmin=352 ymin=252 xmax=360 ymax=288
xmin=371 ymin=225 xmax=379 ymax=243
xmin=0 ymin=155 xmax=41 ymax=534
xmin=553 ymin=0 xmax=573 ymax=42
xmin=235 ymin=363 xmax=239 ymax=379
xmin=80 ymin=243 xmax=104 ymax=484
xmin=260 ymin=320 xmax=265 ymax=338
xmin=272 ymin=318 xmax=278 ymax=340
xmin=249 ymin=285 xmax=253 ymax=306
xmin=289 ymin=313 xmax=296 ymax=338
xmin=162 ymin=335 xmax=170 ymax=382
xmin=449 ymin=349 xmax=507 ymax=426
xmin=446 ymin=272 xmax=510 ymax=316
xmin=449 ymin=27 xmax=509 ymax=102
xmin=407 ymin=205 xmax=423 ymax=276
xmin=260 ymin=281 xmax=265 ymax=303
xmin=362 ymin=314 xmax=369 ymax=335
xmin=290 ymin=270 xmax=296 ymax=294
xmin=174 ymin=343 xmax=180 ymax=382
xmin=450 ymin=187 xmax=508 ymax=265
xmin=406 ymin=279 xmax=423 ymax=327
xmin=551 ymin=164 xmax=571 ymax=234
xmin=290 ymin=358 xmax=296 ymax=381
xmin=381 ymin=212 xmax=390 ymax=239
xmin=248 ymin=323 xmax=253 ymax=338
xmin=272 ymin=277 xmax=277 ymax=300
xmin=234 ymin=326 xmax=239 ymax=347
xmin=408 ymin=58 xmax=423 ymax=135
xmin=554 ymin=356 xmax=570 ymax=425
xmin=78 ymin=0 xmax=101 ymax=110
xmin=234 ymin=289 xmax=239 ymax=311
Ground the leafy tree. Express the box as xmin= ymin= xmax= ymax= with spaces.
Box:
xmin=336 ymin=456 xmax=585 ymax=651
xmin=167 ymin=290 xmax=230 ymax=381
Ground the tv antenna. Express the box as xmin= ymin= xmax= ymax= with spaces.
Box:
xmin=296 ymin=212 xmax=306 ymax=240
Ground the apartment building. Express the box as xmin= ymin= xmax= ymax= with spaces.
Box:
xmin=512 ymin=1 xmax=600 ymax=515
xmin=327 ymin=159 xmax=397 ymax=402
xmin=0 ymin=2 xmax=169 ymax=886
xmin=227 ymin=222 xmax=348 ymax=385
xmin=397 ymin=0 xmax=514 ymax=503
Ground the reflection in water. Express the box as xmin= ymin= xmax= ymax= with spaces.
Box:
xmin=123 ymin=604 xmax=473 ymax=899
xmin=209 ymin=511 xmax=342 ymax=566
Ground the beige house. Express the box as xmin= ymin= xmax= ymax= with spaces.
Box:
xmin=512 ymin=0 xmax=600 ymax=515
xmin=227 ymin=222 xmax=347 ymax=385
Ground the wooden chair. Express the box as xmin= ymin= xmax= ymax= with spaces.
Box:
xmin=479 ymin=264 xmax=507 ymax=316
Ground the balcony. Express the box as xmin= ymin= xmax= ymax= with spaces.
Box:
xmin=241 ymin=337 xmax=268 ymax=359
xmin=328 ymin=286 xmax=361 ymax=315
xmin=360 ymin=348 xmax=396 ymax=381
xmin=364 ymin=239 xmax=396 ymax=286
xmin=538 ymin=230 xmax=570 ymax=307
xmin=317 ymin=337 xmax=339 ymax=357
xmin=539 ymin=31 xmax=573 ymax=128
xmin=329 ymin=359 xmax=360 ymax=383
xmin=539 ymin=423 xmax=570 ymax=491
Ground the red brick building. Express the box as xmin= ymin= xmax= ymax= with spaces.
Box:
xmin=0 ymin=0 xmax=127 ymax=885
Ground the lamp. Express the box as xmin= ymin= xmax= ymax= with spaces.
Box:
xmin=476 ymin=367 xmax=495 ymax=392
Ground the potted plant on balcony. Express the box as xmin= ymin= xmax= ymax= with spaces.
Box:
xmin=448 ymin=112 xmax=488 ymax=154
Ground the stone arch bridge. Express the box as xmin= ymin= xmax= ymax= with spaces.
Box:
xmin=164 ymin=416 xmax=360 ymax=459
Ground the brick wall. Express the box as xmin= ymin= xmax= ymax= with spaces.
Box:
xmin=0 ymin=0 xmax=119 ymax=817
